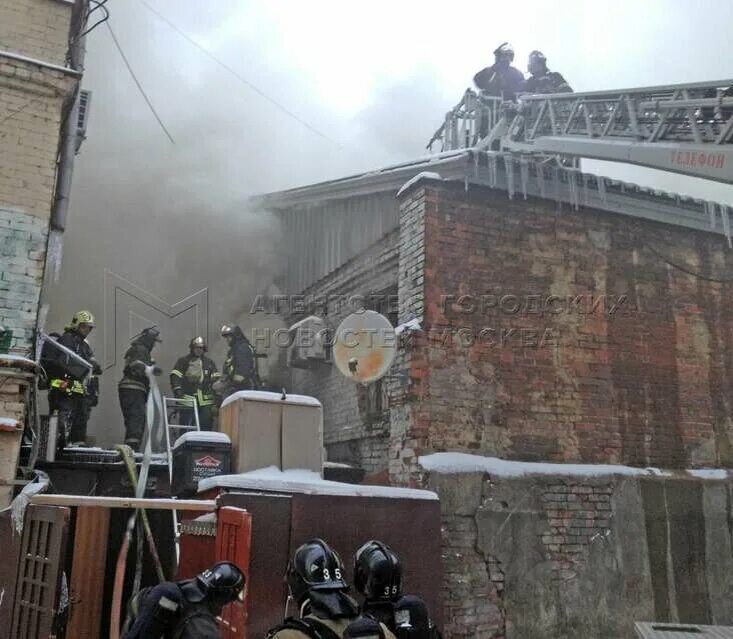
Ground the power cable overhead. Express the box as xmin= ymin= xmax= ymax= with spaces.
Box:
xmin=137 ymin=0 xmax=343 ymax=149
xmin=106 ymin=21 xmax=176 ymax=144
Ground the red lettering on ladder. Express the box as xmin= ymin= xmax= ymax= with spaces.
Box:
xmin=670 ymin=149 xmax=726 ymax=171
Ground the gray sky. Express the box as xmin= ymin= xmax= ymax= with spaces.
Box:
xmin=48 ymin=0 xmax=733 ymax=444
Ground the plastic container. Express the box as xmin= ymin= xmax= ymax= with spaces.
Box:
xmin=171 ymin=431 xmax=231 ymax=497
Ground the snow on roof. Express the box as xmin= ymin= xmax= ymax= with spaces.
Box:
xmin=396 ymin=171 xmax=443 ymax=198
xmin=687 ymin=468 xmax=729 ymax=480
xmin=172 ymin=431 xmax=231 ymax=450
xmin=199 ymin=466 xmax=438 ymax=501
xmin=221 ymin=390 xmax=322 ymax=409
xmin=420 ymin=452 xmax=662 ymax=478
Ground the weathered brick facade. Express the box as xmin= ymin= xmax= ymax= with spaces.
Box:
xmin=0 ymin=1 xmax=77 ymax=354
xmin=279 ymin=228 xmax=399 ymax=476
xmin=391 ymin=179 xmax=733 ymax=481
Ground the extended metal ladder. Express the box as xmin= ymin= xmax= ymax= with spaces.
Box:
xmin=429 ymin=79 xmax=733 ymax=183
xmin=162 ymin=396 xmax=200 ymax=562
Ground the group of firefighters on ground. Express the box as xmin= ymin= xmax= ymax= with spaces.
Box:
xmin=473 ymin=43 xmax=572 ymax=100
xmin=123 ymin=538 xmax=439 ymax=639
xmin=42 ymin=310 xmax=260 ymax=451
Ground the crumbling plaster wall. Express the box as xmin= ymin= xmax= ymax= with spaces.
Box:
xmin=428 ymin=470 xmax=733 ymax=639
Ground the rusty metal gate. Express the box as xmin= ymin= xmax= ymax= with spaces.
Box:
xmin=216 ymin=506 xmax=252 ymax=639
xmin=11 ymin=503 xmax=71 ymax=638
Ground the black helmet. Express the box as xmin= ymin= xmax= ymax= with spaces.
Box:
xmin=286 ymin=538 xmax=348 ymax=605
xmin=184 ymin=561 xmax=245 ymax=607
xmin=493 ymin=42 xmax=514 ymax=62
xmin=394 ymin=595 xmax=432 ymax=638
xmin=354 ymin=540 xmax=402 ymax=602
xmin=136 ymin=326 xmax=162 ymax=345
xmin=344 ymin=617 xmax=386 ymax=639
xmin=528 ymin=49 xmax=546 ymax=64
xmin=190 ymin=336 xmax=207 ymax=351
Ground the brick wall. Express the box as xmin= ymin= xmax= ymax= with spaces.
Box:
xmin=0 ymin=2 xmax=76 ymax=354
xmin=0 ymin=0 xmax=73 ymax=66
xmin=392 ymin=180 xmax=733 ymax=476
xmin=0 ymin=208 xmax=48 ymax=351
xmin=277 ymin=229 xmax=399 ymax=475
xmin=0 ymin=57 xmax=72 ymax=218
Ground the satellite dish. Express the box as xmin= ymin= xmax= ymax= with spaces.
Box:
xmin=333 ymin=310 xmax=396 ymax=383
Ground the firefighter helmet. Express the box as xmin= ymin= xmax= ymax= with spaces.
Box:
xmin=394 ymin=595 xmax=432 ymax=636
xmin=493 ymin=42 xmax=514 ymax=62
xmin=286 ymin=539 xmax=348 ymax=605
xmin=354 ymin=540 xmax=402 ymax=602
xmin=528 ymin=49 xmax=546 ymax=64
xmin=190 ymin=336 xmax=206 ymax=351
xmin=180 ymin=561 xmax=246 ymax=607
xmin=71 ymin=310 xmax=95 ymax=328
xmin=221 ymin=324 xmax=235 ymax=337
xmin=137 ymin=326 xmax=162 ymax=344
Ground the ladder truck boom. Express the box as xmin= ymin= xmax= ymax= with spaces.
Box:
xmin=430 ymin=80 xmax=733 ymax=184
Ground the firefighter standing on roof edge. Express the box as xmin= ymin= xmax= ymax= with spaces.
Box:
xmin=122 ymin=561 xmax=245 ymax=639
xmin=266 ymin=538 xmax=396 ymax=639
xmin=118 ymin=326 xmax=162 ymax=451
xmin=473 ymin=42 xmax=525 ymax=101
xmin=524 ymin=50 xmax=572 ymax=94
xmin=170 ymin=336 xmax=219 ymax=430
xmin=214 ymin=324 xmax=258 ymax=399
xmin=42 ymin=310 xmax=102 ymax=448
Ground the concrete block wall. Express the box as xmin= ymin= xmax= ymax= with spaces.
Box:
xmin=391 ymin=179 xmax=733 ymax=478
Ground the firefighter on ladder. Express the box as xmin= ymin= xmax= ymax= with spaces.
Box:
xmin=42 ymin=310 xmax=102 ymax=448
xmin=170 ymin=336 xmax=218 ymax=430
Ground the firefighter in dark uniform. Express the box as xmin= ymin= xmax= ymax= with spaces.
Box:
xmin=122 ymin=561 xmax=245 ymax=639
xmin=118 ymin=326 xmax=161 ymax=451
xmin=353 ymin=541 xmax=441 ymax=639
xmin=473 ymin=42 xmax=525 ymax=101
xmin=266 ymin=539 xmax=396 ymax=639
xmin=216 ymin=324 xmax=258 ymax=398
xmin=170 ymin=336 xmax=218 ymax=430
xmin=44 ymin=310 xmax=102 ymax=448
xmin=524 ymin=50 xmax=572 ymax=94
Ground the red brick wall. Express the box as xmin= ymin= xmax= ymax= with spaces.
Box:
xmin=394 ymin=181 xmax=733 ymax=472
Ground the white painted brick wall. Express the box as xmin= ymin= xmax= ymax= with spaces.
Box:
xmin=0 ymin=207 xmax=48 ymax=351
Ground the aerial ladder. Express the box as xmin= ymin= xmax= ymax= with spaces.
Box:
xmin=428 ymin=79 xmax=733 ymax=184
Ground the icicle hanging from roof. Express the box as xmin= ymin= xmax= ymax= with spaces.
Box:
xmin=504 ymin=155 xmax=515 ymax=199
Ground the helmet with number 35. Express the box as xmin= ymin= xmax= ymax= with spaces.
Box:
xmin=286 ymin=538 xmax=348 ymax=605
xmin=353 ymin=539 xmax=402 ymax=603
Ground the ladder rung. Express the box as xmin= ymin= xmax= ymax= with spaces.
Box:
xmin=168 ymin=425 xmax=197 ymax=430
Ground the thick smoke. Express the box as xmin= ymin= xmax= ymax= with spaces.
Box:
xmin=45 ymin=1 xmax=733 ymax=444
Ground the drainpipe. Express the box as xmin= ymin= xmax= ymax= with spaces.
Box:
xmin=50 ymin=0 xmax=88 ymax=233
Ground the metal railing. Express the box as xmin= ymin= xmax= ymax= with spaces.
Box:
xmin=426 ymin=89 xmax=503 ymax=152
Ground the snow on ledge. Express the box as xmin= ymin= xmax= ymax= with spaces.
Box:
xmin=221 ymin=390 xmax=322 ymax=409
xmin=687 ymin=469 xmax=729 ymax=480
xmin=396 ymin=171 xmax=442 ymax=198
xmin=395 ymin=318 xmax=421 ymax=336
xmin=0 ymin=417 xmax=21 ymax=431
xmin=0 ymin=354 xmax=37 ymax=368
xmin=420 ymin=452 xmax=665 ymax=478
xmin=199 ymin=466 xmax=438 ymax=501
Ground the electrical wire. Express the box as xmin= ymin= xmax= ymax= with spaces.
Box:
xmin=106 ymin=21 xmax=176 ymax=144
xmin=78 ymin=0 xmax=110 ymax=39
xmin=137 ymin=0 xmax=343 ymax=149
xmin=642 ymin=239 xmax=733 ymax=283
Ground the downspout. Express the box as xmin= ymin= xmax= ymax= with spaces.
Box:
xmin=36 ymin=0 xmax=89 ymax=348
